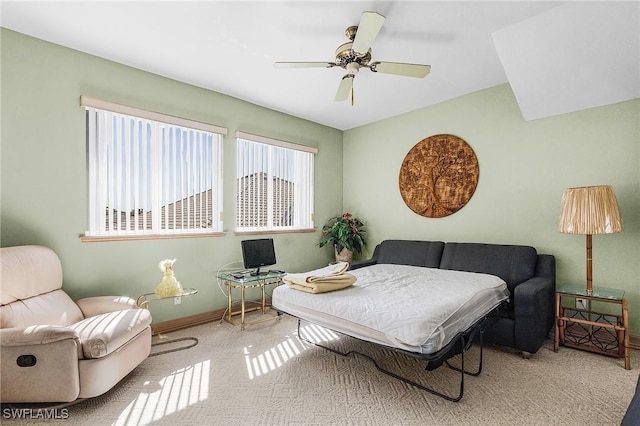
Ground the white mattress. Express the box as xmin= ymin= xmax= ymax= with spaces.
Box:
xmin=272 ymin=264 xmax=509 ymax=354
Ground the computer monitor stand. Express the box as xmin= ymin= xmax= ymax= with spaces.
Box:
xmin=250 ymin=267 xmax=269 ymax=276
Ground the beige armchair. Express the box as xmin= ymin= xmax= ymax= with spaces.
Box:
xmin=0 ymin=245 xmax=152 ymax=403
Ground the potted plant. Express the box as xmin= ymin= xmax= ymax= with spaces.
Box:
xmin=319 ymin=212 xmax=366 ymax=263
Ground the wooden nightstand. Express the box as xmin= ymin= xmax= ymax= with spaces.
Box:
xmin=554 ymin=284 xmax=630 ymax=369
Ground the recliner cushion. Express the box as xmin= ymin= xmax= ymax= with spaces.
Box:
xmin=376 ymin=240 xmax=445 ymax=267
xmin=0 ymin=289 xmax=84 ymax=329
xmin=70 ymin=308 xmax=152 ymax=359
xmin=440 ymin=243 xmax=538 ymax=293
xmin=0 ymin=245 xmax=64 ymax=305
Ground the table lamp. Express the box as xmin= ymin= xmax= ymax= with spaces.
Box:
xmin=558 ymin=185 xmax=623 ymax=295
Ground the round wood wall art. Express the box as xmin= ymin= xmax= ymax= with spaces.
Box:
xmin=399 ymin=134 xmax=479 ymax=218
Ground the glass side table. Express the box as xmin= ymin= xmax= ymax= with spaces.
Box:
xmin=136 ymin=288 xmax=199 ymax=356
xmin=136 ymin=288 xmax=198 ymax=309
xmin=220 ymin=271 xmax=284 ymax=330
xmin=554 ymin=283 xmax=630 ymax=369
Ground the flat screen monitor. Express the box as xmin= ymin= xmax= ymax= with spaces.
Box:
xmin=241 ymin=238 xmax=276 ymax=275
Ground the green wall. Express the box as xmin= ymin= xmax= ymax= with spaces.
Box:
xmin=2 ymin=28 xmax=639 ymax=336
xmin=0 ymin=29 xmax=343 ymax=322
xmin=343 ymin=84 xmax=640 ymax=335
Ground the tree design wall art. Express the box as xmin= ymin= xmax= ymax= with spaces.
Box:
xmin=399 ymin=134 xmax=479 ymax=218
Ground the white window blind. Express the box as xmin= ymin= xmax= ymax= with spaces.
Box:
xmin=236 ymin=132 xmax=315 ymax=232
xmin=84 ymin=101 xmax=224 ymax=237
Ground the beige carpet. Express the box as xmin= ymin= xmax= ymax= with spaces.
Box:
xmin=6 ymin=315 xmax=638 ymax=425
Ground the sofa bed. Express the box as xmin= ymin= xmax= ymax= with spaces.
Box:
xmin=272 ymin=239 xmax=555 ymax=400
xmin=622 ymin=374 xmax=640 ymax=425
xmin=349 ymin=240 xmax=556 ymax=355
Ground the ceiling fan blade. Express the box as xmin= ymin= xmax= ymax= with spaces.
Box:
xmin=334 ymin=75 xmax=354 ymax=102
xmin=369 ymin=61 xmax=431 ymax=78
xmin=274 ymin=62 xmax=336 ymax=69
xmin=351 ymin=11 xmax=386 ymax=54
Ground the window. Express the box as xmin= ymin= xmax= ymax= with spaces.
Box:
xmin=82 ymin=96 xmax=226 ymax=238
xmin=236 ymin=131 xmax=316 ymax=232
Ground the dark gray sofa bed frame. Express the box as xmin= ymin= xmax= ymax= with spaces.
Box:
xmin=350 ymin=240 xmax=556 ymax=355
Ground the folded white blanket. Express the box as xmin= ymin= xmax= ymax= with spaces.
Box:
xmin=283 ymin=262 xmax=356 ymax=294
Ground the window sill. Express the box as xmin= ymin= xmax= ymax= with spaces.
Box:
xmin=234 ymin=228 xmax=316 ymax=236
xmin=80 ymin=232 xmax=225 ymax=243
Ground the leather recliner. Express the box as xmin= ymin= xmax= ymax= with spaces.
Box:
xmin=0 ymin=245 xmax=152 ymax=403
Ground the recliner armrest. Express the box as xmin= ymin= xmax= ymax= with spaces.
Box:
xmin=1 ymin=325 xmax=79 ymax=346
xmin=76 ymin=295 xmax=136 ymax=317
xmin=71 ymin=308 xmax=152 ymax=359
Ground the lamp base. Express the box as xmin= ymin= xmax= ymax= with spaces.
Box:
xmin=586 ymin=234 xmax=593 ymax=297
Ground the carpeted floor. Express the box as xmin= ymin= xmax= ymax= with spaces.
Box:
xmin=5 ymin=314 xmax=638 ymax=425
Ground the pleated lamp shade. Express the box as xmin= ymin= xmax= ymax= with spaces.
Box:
xmin=559 ymin=185 xmax=623 ymax=235
xmin=558 ymin=185 xmax=622 ymax=294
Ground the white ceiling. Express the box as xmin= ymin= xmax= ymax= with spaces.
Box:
xmin=493 ymin=1 xmax=640 ymax=121
xmin=1 ymin=1 xmax=638 ymax=130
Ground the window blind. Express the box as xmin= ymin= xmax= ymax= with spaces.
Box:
xmin=85 ymin=106 xmax=224 ymax=237
xmin=236 ymin=133 xmax=315 ymax=232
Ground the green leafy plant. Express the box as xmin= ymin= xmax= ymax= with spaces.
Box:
xmin=319 ymin=212 xmax=367 ymax=254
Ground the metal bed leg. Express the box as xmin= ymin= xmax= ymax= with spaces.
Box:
xmin=445 ymin=328 xmax=484 ymax=377
xmin=296 ymin=319 xmax=483 ymax=402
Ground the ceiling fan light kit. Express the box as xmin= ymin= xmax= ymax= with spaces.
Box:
xmin=275 ymin=11 xmax=431 ymax=105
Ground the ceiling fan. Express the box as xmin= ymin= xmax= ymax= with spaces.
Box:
xmin=274 ymin=11 xmax=431 ymax=105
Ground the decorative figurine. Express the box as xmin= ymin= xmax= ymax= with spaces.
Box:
xmin=155 ymin=258 xmax=183 ymax=297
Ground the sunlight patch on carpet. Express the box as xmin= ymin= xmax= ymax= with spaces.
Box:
xmin=244 ymin=324 xmax=340 ymax=379
xmin=113 ymin=360 xmax=210 ymax=425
